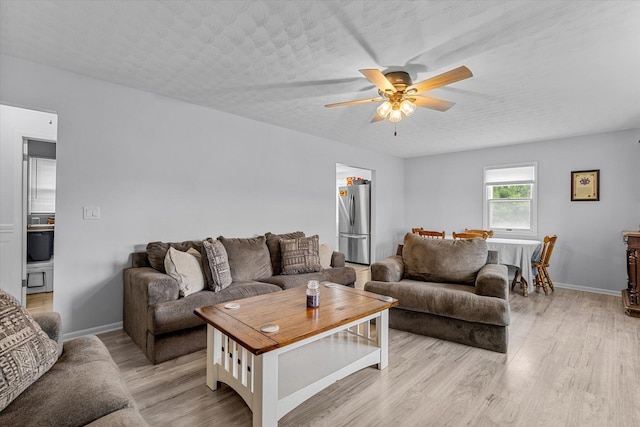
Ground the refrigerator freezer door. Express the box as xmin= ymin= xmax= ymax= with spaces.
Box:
xmin=339 ymin=233 xmax=370 ymax=265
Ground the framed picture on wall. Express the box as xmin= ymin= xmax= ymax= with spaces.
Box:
xmin=571 ymin=169 xmax=600 ymax=201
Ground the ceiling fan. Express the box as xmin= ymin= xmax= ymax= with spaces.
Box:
xmin=325 ymin=65 xmax=473 ymax=123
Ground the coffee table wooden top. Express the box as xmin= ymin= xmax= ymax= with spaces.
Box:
xmin=194 ymin=284 xmax=398 ymax=355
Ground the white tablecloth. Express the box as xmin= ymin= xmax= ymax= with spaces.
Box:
xmin=486 ymin=238 xmax=543 ymax=293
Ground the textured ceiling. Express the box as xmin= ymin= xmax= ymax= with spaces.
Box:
xmin=1 ymin=1 xmax=639 ymax=158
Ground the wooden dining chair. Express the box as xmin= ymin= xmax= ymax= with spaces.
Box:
xmin=512 ymin=235 xmax=557 ymax=295
xmin=465 ymin=229 xmax=494 ymax=238
xmin=411 ymin=228 xmax=423 ymax=234
xmin=452 ymin=231 xmax=488 ymax=240
xmin=418 ymin=230 xmax=445 ymax=239
xmin=532 ymin=235 xmax=557 ymax=294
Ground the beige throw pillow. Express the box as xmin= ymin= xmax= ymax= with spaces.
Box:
xmin=319 ymin=243 xmax=332 ymax=269
xmin=280 ymin=235 xmax=322 ymax=275
xmin=0 ymin=289 xmax=59 ymax=411
xmin=164 ymin=247 xmax=205 ymax=297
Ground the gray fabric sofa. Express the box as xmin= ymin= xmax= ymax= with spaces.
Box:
xmin=123 ymin=232 xmax=356 ymax=364
xmin=364 ymin=233 xmax=510 ymax=353
xmin=0 ymin=312 xmax=146 ymax=426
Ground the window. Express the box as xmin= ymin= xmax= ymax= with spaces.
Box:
xmin=483 ymin=163 xmax=537 ymax=235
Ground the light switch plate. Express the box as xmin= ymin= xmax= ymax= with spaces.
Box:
xmin=83 ymin=206 xmax=101 ymax=220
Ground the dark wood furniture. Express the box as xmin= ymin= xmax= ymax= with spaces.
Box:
xmin=622 ymin=231 xmax=640 ymax=317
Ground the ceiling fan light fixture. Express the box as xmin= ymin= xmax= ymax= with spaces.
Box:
xmin=389 ymin=109 xmax=403 ymax=122
xmin=400 ymin=99 xmax=416 ymax=116
xmin=376 ymin=101 xmax=392 ymax=117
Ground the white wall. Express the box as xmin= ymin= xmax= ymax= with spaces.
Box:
xmin=405 ymin=129 xmax=640 ymax=293
xmin=0 ymin=55 xmax=405 ymax=336
xmin=0 ymin=104 xmax=57 ymax=303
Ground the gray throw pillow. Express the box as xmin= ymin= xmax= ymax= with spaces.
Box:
xmin=280 ymin=235 xmax=322 ymax=275
xmin=265 ymin=231 xmax=305 ymax=275
xmin=146 ymin=240 xmax=203 ymax=273
xmin=202 ymin=238 xmax=233 ymax=292
xmin=402 ymin=233 xmax=488 ymax=285
xmin=218 ymin=235 xmax=273 ymax=281
xmin=0 ymin=289 xmax=59 ymax=411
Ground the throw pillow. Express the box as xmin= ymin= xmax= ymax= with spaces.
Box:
xmin=0 ymin=289 xmax=59 ymax=411
xmin=202 ymin=238 xmax=233 ymax=292
xmin=319 ymin=243 xmax=332 ymax=269
xmin=164 ymin=247 xmax=205 ymax=297
xmin=402 ymin=233 xmax=488 ymax=285
xmin=218 ymin=235 xmax=273 ymax=281
xmin=146 ymin=240 xmax=203 ymax=273
xmin=280 ymin=235 xmax=322 ymax=275
xmin=265 ymin=231 xmax=305 ymax=275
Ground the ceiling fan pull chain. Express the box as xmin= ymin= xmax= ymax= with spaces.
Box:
xmin=394 ymin=123 xmax=397 ymax=137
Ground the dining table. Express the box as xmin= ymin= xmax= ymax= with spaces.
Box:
xmin=486 ymin=237 xmax=543 ymax=296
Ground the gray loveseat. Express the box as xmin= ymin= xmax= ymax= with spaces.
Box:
xmin=0 ymin=309 xmax=146 ymax=426
xmin=124 ymin=232 xmax=356 ymax=364
xmin=364 ymin=233 xmax=510 ymax=353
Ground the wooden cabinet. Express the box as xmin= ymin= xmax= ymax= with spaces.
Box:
xmin=622 ymin=231 xmax=640 ymax=317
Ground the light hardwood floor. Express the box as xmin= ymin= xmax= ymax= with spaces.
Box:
xmin=99 ymin=287 xmax=640 ymax=426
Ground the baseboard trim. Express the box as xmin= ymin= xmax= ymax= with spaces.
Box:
xmin=554 ymin=282 xmax=620 ymax=297
xmin=63 ymin=321 xmax=123 ymax=342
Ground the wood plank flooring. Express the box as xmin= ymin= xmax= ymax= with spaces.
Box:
xmin=98 ymin=287 xmax=640 ymax=426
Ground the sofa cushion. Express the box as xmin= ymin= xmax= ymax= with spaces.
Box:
xmin=265 ymin=231 xmax=305 ymax=275
xmin=219 ymin=235 xmax=273 ymax=281
xmin=147 ymin=240 xmax=202 ymax=273
xmin=164 ymin=247 xmax=205 ymax=297
xmin=148 ymin=282 xmax=281 ymax=334
xmin=402 ymin=233 xmax=488 ymax=285
xmin=0 ymin=289 xmax=59 ymax=411
xmin=202 ymin=238 xmax=233 ymax=292
xmin=364 ymin=279 xmax=510 ymax=326
xmin=0 ymin=335 xmax=140 ymax=426
xmin=280 ymin=235 xmax=322 ymax=275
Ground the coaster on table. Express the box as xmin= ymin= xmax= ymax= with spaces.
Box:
xmin=378 ymin=295 xmax=394 ymax=302
xmin=260 ymin=324 xmax=279 ymax=333
xmin=224 ymin=303 xmax=240 ymax=309
xmin=323 ymin=283 xmax=338 ymax=288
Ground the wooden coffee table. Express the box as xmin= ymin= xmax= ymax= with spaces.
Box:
xmin=194 ymin=283 xmax=398 ymax=427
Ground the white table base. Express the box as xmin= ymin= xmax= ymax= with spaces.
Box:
xmin=205 ymin=310 xmax=389 ymax=427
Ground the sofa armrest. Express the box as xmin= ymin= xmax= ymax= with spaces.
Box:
xmin=475 ymin=264 xmax=509 ymax=299
xmin=33 ymin=311 xmax=63 ymax=356
xmin=32 ymin=311 xmax=61 ymax=342
xmin=124 ymin=267 xmax=179 ymax=306
xmin=331 ymin=251 xmax=345 ymax=268
xmin=371 ymin=255 xmax=404 ymax=282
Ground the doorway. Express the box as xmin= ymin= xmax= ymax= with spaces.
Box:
xmin=0 ymin=104 xmax=57 ymax=309
xmin=336 ymin=163 xmax=373 ymax=266
xmin=25 ymin=139 xmax=56 ymax=313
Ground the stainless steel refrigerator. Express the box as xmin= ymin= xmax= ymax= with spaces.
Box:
xmin=338 ymin=183 xmax=371 ymax=265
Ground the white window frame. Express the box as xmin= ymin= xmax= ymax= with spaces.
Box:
xmin=483 ymin=162 xmax=538 ymax=237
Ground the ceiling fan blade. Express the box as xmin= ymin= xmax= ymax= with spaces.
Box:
xmin=370 ymin=113 xmax=385 ymax=123
xmin=411 ymin=95 xmax=456 ymax=112
xmin=359 ymin=69 xmax=396 ymax=94
xmin=325 ymin=97 xmax=382 ymax=108
xmin=407 ymin=65 xmax=473 ymax=94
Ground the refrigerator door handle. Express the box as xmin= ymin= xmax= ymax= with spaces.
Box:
xmin=349 ymin=194 xmax=356 ymax=227
xmin=342 ymin=234 xmax=367 ymax=239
